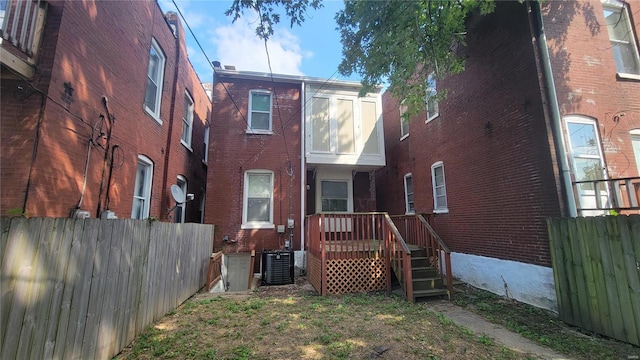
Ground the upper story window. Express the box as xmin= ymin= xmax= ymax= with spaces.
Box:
xmin=602 ymin=0 xmax=640 ymax=76
xmin=132 ymin=155 xmax=153 ymax=219
xmin=248 ymin=90 xmax=272 ymax=133
xmin=174 ymin=175 xmax=187 ymax=223
xmin=426 ymin=73 xmax=439 ymax=123
xmin=202 ymin=123 xmax=210 ymax=164
xmin=400 ymin=101 xmax=409 ymax=140
xmin=404 ymin=173 xmax=415 ymax=214
xmin=181 ymin=92 xmax=194 ymax=149
xmin=144 ymin=38 xmax=166 ymax=123
xmin=242 ymin=170 xmax=274 ymax=229
xmin=431 ymin=161 xmax=448 ymax=213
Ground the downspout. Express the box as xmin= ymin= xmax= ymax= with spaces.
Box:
xmin=300 ymin=81 xmax=306 ymax=274
xmin=530 ymin=1 xmax=578 ymax=217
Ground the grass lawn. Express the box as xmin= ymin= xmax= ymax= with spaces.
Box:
xmin=116 ymin=292 xmax=526 ymax=359
xmin=115 ymin=282 xmax=639 ymax=360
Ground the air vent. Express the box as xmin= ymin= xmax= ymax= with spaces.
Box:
xmin=261 ymin=250 xmax=294 ymax=285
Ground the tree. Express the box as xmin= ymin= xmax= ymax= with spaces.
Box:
xmin=337 ymin=0 xmax=494 ymax=118
xmin=226 ymin=0 xmax=323 ymax=40
xmin=226 ymin=0 xmax=495 ymax=117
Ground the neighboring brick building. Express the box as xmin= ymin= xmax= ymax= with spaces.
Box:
xmin=377 ymin=0 xmax=640 ymax=310
xmin=1 ymin=1 xmax=210 ymax=223
xmin=207 ymin=68 xmax=385 ymax=270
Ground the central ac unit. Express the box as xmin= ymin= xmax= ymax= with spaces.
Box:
xmin=261 ymin=250 xmax=294 ymax=285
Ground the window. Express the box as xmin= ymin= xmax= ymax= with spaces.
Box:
xmin=242 ymin=170 xmax=274 ymax=228
xmin=181 ymin=92 xmax=194 ymax=149
xmin=602 ymin=0 xmax=640 ymax=75
xmin=400 ymin=102 xmax=409 ymax=140
xmin=404 ymin=174 xmax=415 ymax=214
xmin=248 ymin=90 xmax=272 ymax=133
xmin=321 ymin=180 xmax=349 ymax=212
xmin=144 ymin=38 xmax=166 ymax=122
xmin=426 ymin=73 xmax=439 ymax=122
xmin=174 ymin=175 xmax=187 ymax=223
xmin=202 ymin=123 xmax=210 ymax=164
xmin=132 ymin=155 xmax=153 ymax=219
xmin=564 ymin=116 xmax=609 ymax=213
xmin=431 ymin=162 xmax=448 ymax=213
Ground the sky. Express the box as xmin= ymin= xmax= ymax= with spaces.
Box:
xmin=158 ymin=0 xmax=354 ymax=84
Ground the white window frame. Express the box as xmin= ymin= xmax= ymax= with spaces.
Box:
xmin=242 ymin=170 xmax=275 ymax=229
xmin=404 ymin=173 xmax=415 ymax=214
xmin=144 ymin=38 xmax=166 ymax=124
xmin=602 ymin=0 xmax=640 ymax=78
xmin=132 ymin=155 xmax=153 ymax=219
xmin=399 ymin=101 xmax=409 ymax=140
xmin=631 ymin=129 xmax=640 ymax=174
xmin=174 ymin=175 xmax=187 ymax=223
xmin=202 ymin=123 xmax=210 ymax=164
xmin=564 ymin=116 xmax=610 ymax=215
xmin=247 ymin=89 xmax=273 ymax=134
xmin=426 ymin=73 xmax=439 ymax=123
xmin=181 ymin=91 xmax=194 ymax=150
xmin=431 ymin=161 xmax=448 ymax=213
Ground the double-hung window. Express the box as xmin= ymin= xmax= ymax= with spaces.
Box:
xmin=132 ymin=155 xmax=153 ymax=219
xmin=174 ymin=175 xmax=187 ymax=223
xmin=181 ymin=92 xmax=194 ymax=149
xmin=431 ymin=161 xmax=448 ymax=213
xmin=321 ymin=180 xmax=349 ymax=212
xmin=248 ymin=90 xmax=272 ymax=133
xmin=144 ymin=38 xmax=166 ymax=123
xmin=400 ymin=101 xmax=409 ymax=140
xmin=404 ymin=174 xmax=415 ymax=214
xmin=602 ymin=0 xmax=640 ymax=76
xmin=426 ymin=73 xmax=439 ymax=122
xmin=242 ymin=170 xmax=274 ymax=228
xmin=202 ymin=124 xmax=210 ymax=164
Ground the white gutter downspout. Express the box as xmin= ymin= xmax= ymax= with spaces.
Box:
xmin=300 ymin=81 xmax=307 ymax=273
xmin=531 ymin=1 xmax=578 ymax=217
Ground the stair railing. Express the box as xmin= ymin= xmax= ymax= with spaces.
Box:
xmin=416 ymin=214 xmax=453 ymax=297
xmin=383 ymin=214 xmax=413 ymax=301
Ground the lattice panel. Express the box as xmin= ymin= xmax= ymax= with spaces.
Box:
xmin=307 ymin=253 xmax=322 ymax=295
xmin=325 ymin=258 xmax=386 ymax=295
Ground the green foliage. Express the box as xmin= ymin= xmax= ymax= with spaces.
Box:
xmin=226 ymin=0 xmax=323 ymax=39
xmin=336 ymin=0 xmax=495 ymax=117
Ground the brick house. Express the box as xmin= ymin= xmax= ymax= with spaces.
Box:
xmin=1 ymin=0 xmax=210 ymax=223
xmin=377 ymin=0 xmax=640 ymax=310
xmin=206 ymin=68 xmax=385 ymax=272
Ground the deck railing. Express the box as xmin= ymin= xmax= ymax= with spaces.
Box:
xmin=572 ymin=176 xmax=640 ymax=213
xmin=306 ymin=212 xmax=452 ymax=300
xmin=391 ymin=214 xmax=453 ymax=297
xmin=1 ymin=0 xmax=47 ymax=77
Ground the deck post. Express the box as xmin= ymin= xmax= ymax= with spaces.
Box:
xmin=320 ymin=214 xmax=327 ymax=296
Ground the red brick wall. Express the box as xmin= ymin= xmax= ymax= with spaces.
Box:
xmin=1 ymin=0 xmax=210 ymax=221
xmin=542 ymin=0 xmax=640 ymax=180
xmin=378 ymin=2 xmax=564 ymax=267
xmin=206 ymin=76 xmax=302 ymax=255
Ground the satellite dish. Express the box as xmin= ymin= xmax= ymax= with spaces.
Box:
xmin=170 ymin=184 xmax=185 ymax=204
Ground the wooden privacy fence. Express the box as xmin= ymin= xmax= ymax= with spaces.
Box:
xmin=547 ymin=215 xmax=640 ymax=346
xmin=1 ymin=218 xmax=214 ymax=360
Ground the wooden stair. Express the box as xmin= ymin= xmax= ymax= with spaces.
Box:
xmin=405 ymin=245 xmax=449 ymax=301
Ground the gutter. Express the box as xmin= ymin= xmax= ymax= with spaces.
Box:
xmin=530 ymin=1 xmax=578 ymax=217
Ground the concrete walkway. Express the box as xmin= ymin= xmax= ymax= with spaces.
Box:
xmin=426 ymin=300 xmax=571 ymax=360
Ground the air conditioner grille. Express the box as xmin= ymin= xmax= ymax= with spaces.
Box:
xmin=262 ymin=250 xmax=294 ymax=285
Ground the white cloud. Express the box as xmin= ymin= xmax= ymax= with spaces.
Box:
xmin=212 ymin=13 xmax=308 ymax=75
